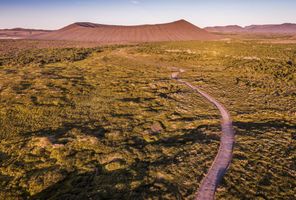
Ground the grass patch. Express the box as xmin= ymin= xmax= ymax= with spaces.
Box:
xmin=0 ymin=40 xmax=295 ymax=199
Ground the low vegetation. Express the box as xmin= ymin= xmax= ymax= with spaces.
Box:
xmin=0 ymin=48 xmax=102 ymax=67
xmin=0 ymin=39 xmax=295 ymax=199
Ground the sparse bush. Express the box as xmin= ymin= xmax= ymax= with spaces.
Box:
xmin=0 ymin=40 xmax=295 ymax=200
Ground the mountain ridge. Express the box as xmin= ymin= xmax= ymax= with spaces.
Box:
xmin=30 ymin=19 xmax=219 ymax=43
xmin=0 ymin=28 xmax=51 ymax=39
xmin=205 ymin=23 xmax=296 ymax=34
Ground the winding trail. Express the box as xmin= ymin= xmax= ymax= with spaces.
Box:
xmin=171 ymin=69 xmax=235 ymax=200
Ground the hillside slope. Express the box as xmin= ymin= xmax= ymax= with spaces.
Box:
xmin=31 ymin=20 xmax=219 ymax=43
xmin=0 ymin=28 xmax=51 ymax=39
xmin=204 ymin=25 xmax=244 ymax=33
xmin=205 ymin=23 xmax=296 ymax=34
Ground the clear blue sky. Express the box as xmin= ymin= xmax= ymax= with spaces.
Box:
xmin=1 ymin=0 xmax=296 ymax=29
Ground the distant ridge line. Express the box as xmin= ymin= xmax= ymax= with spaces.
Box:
xmin=30 ymin=19 xmax=220 ymax=43
xmin=205 ymin=23 xmax=296 ymax=34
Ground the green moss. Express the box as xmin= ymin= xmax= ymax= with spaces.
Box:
xmin=104 ymin=161 xmax=126 ymax=172
xmin=0 ymin=40 xmax=295 ymax=199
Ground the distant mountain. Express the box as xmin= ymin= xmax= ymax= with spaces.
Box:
xmin=0 ymin=28 xmax=51 ymax=39
xmin=204 ymin=25 xmax=244 ymax=33
xmin=244 ymin=23 xmax=296 ymax=34
xmin=30 ymin=20 xmax=219 ymax=43
xmin=205 ymin=23 xmax=296 ymax=34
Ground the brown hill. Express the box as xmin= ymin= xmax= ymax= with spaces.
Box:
xmin=31 ymin=20 xmax=219 ymax=43
xmin=0 ymin=28 xmax=51 ymax=39
xmin=205 ymin=23 xmax=296 ymax=34
xmin=204 ymin=25 xmax=244 ymax=33
xmin=244 ymin=23 xmax=296 ymax=34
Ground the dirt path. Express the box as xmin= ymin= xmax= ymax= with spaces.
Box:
xmin=171 ymin=69 xmax=235 ymax=200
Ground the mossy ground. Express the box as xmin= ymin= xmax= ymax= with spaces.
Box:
xmin=0 ymin=40 xmax=295 ymax=199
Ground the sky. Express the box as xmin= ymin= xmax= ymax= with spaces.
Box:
xmin=0 ymin=0 xmax=296 ymax=29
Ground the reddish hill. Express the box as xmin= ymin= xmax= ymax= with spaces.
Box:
xmin=205 ymin=23 xmax=296 ymax=34
xmin=204 ymin=25 xmax=244 ymax=33
xmin=31 ymin=20 xmax=219 ymax=43
xmin=0 ymin=28 xmax=51 ymax=39
xmin=244 ymin=23 xmax=296 ymax=34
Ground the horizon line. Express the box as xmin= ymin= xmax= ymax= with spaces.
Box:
xmin=1 ymin=19 xmax=296 ymax=30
